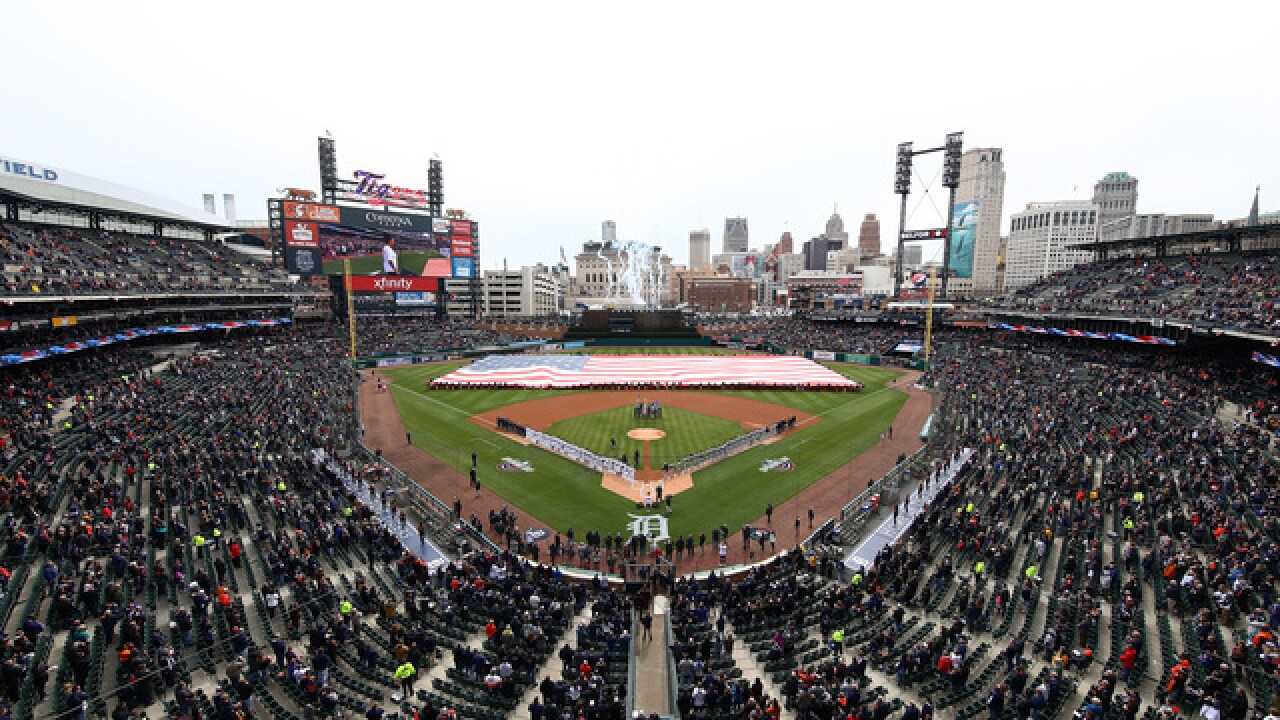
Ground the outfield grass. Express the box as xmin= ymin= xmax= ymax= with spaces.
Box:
xmin=548 ymin=406 xmax=747 ymax=467
xmin=382 ymin=355 xmax=908 ymax=539
xmin=322 ymin=250 xmax=440 ymax=275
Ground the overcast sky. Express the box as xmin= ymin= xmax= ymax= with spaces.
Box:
xmin=6 ymin=1 xmax=1278 ymax=270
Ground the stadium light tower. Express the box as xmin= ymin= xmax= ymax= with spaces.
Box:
xmin=940 ymin=132 xmax=963 ymax=298
xmin=891 ymin=132 xmax=964 ymax=299
xmin=892 ymin=142 xmax=913 ymax=298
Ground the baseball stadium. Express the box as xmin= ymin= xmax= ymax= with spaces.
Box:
xmin=1 ymin=145 xmax=1279 ymax=720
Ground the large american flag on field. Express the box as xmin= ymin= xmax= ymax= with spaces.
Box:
xmin=432 ymin=354 xmax=861 ymax=389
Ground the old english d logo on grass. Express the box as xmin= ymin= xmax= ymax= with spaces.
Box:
xmin=627 ymin=514 xmax=670 ymax=543
xmin=498 ymin=457 xmax=534 ymax=472
xmin=759 ymin=457 xmax=794 ymax=472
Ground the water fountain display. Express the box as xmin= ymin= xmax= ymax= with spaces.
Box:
xmin=596 ymin=238 xmax=667 ymax=307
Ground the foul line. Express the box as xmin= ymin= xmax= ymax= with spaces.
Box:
xmin=388 ymin=383 xmax=498 ymax=429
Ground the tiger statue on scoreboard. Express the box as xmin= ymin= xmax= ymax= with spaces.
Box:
xmin=278 ymin=188 xmax=318 ymax=202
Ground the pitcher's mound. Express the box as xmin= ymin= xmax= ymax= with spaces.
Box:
xmin=627 ymin=428 xmax=666 ymax=441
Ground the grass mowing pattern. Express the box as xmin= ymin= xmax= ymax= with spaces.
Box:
xmin=547 ymin=406 xmax=748 ymax=468
xmin=383 ymin=356 xmax=907 ymax=539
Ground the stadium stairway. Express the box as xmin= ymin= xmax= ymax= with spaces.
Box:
xmin=631 ymin=595 xmax=671 ymax=716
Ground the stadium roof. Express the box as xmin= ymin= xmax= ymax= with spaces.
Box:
xmin=0 ymin=154 xmax=231 ymax=230
xmin=1080 ymin=220 xmax=1280 ymax=254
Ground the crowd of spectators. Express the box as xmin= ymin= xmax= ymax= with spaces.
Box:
xmin=747 ymin=321 xmax=923 ymax=357
xmin=1 ymin=221 xmax=293 ymax=296
xmin=353 ymin=316 xmax=541 ymax=356
xmin=1 ymin=300 xmax=1279 ymax=720
xmin=985 ymin=251 xmax=1280 ymax=336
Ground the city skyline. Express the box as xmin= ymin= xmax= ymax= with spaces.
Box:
xmin=4 ymin=1 xmax=1277 ymax=272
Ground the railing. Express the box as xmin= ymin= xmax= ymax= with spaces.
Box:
xmin=665 ymin=601 xmax=681 ymax=720
xmin=626 ymin=611 xmax=638 ymax=720
xmin=799 ymin=517 xmax=836 ymax=550
xmin=832 ymin=432 xmax=948 ymax=550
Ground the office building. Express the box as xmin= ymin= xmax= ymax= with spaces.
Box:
xmin=723 ymin=216 xmax=749 ymax=253
xmin=775 ymin=253 xmax=806 ymax=285
xmin=482 ymin=264 xmax=567 ymax=318
xmin=1093 ymin=172 xmax=1139 ymax=227
xmin=775 ymin=231 xmax=794 ymax=256
xmin=826 ymin=246 xmax=864 ymax=275
xmin=689 ymin=229 xmax=711 ymax=271
xmin=682 ymin=276 xmax=757 ymax=314
xmin=602 ymin=220 xmax=617 ymax=245
xmin=858 ymin=213 xmax=880 ymax=255
xmin=900 ymin=244 xmax=923 ymax=268
xmin=1004 ymin=200 xmax=1099 ymax=290
xmin=952 ymin=148 xmax=1006 ymax=297
xmin=825 ymin=208 xmax=849 ymax=248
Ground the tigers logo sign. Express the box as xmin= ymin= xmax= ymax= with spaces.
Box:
xmin=759 ymin=457 xmax=794 ymax=472
xmin=498 ymin=457 xmax=534 ymax=473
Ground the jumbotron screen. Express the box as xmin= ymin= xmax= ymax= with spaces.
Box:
xmin=280 ymin=201 xmax=475 ymax=283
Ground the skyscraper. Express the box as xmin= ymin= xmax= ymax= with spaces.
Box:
xmin=602 ymin=220 xmax=617 ymax=245
xmin=953 ymin=148 xmax=1006 ymax=296
xmin=824 ymin=208 xmax=849 ymax=249
xmin=1092 ymin=172 xmax=1138 ymax=227
xmin=723 ymin=217 xmax=749 ymax=253
xmin=689 ymin=229 xmax=711 ymax=271
xmin=775 ymin=231 xmax=793 ymax=256
xmin=857 ymin=214 xmax=880 ymax=255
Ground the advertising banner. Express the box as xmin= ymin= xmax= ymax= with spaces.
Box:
xmin=52 ymin=316 xmax=77 ymax=327
xmin=283 ymin=202 xmax=342 ymax=223
xmin=450 ymin=236 xmax=474 ymax=258
xmin=432 ymin=218 xmax=450 ymax=234
xmin=451 ymin=256 xmax=474 ymax=279
xmin=812 ymin=350 xmax=837 ymax=361
xmin=346 ymin=276 xmax=439 ymax=292
xmin=449 ymin=219 xmax=473 ymax=236
xmin=285 ymin=247 xmax=321 ymax=274
xmin=899 ymin=228 xmax=947 ymax=240
xmin=949 ymin=201 xmax=977 ymax=279
xmin=395 ymin=291 xmax=433 ymax=306
xmin=283 ymin=220 xmax=320 ymax=248
xmin=339 ymin=207 xmax=435 ymax=234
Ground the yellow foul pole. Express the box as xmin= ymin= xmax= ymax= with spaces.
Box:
xmin=923 ymin=262 xmax=937 ymax=366
xmin=345 ymin=259 xmax=357 ymax=363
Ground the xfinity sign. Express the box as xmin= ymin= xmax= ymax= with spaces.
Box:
xmin=1 ymin=158 xmax=59 ymax=182
xmin=346 ymin=276 xmax=439 ymax=293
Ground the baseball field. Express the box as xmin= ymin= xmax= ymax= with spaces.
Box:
xmin=378 ymin=351 xmax=910 ymax=542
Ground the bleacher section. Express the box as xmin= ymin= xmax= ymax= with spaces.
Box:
xmin=984 ymin=250 xmax=1280 ymax=336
